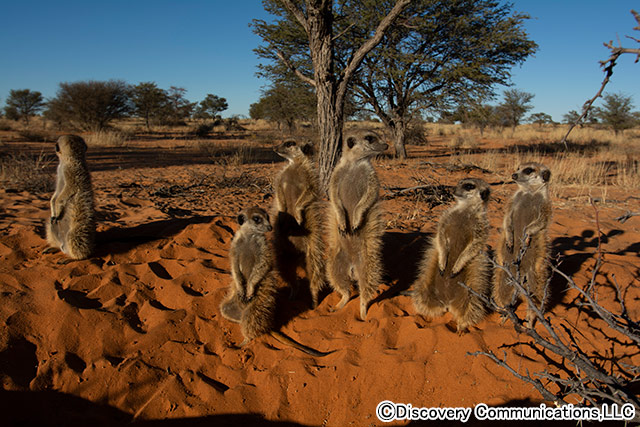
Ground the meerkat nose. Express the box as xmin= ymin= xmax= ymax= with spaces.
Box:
xmin=511 ymin=173 xmax=518 ymax=180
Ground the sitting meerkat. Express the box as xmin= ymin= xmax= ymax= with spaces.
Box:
xmin=412 ymin=178 xmax=492 ymax=334
xmin=220 ymin=207 xmax=333 ymax=357
xmin=272 ymin=139 xmax=327 ymax=308
xmin=327 ymin=130 xmax=388 ymax=320
xmin=493 ymin=162 xmax=552 ymax=326
xmin=45 ymin=134 xmax=95 ymax=259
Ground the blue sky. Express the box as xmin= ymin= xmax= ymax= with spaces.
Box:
xmin=1 ymin=1 xmax=639 ymax=122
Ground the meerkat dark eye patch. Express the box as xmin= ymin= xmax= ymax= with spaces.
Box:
xmin=253 ymin=216 xmax=262 ymax=224
xmin=347 ymin=137 xmax=355 ymax=149
xmin=55 ymin=143 xmax=60 ymax=152
xmin=364 ymin=134 xmax=377 ymax=144
xmin=542 ymin=169 xmax=551 ymax=182
xmin=523 ymin=167 xmax=534 ymax=175
xmin=463 ymin=183 xmax=475 ymax=191
xmin=302 ymin=143 xmax=313 ymax=156
xmin=284 ymin=140 xmax=296 ymax=148
xmin=237 ymin=214 xmax=245 ymax=225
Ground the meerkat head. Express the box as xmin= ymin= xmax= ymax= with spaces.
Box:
xmin=237 ymin=206 xmax=272 ymax=233
xmin=342 ymin=130 xmax=388 ymax=161
xmin=274 ymin=139 xmax=314 ymax=162
xmin=512 ymin=162 xmax=551 ymax=191
xmin=453 ymin=178 xmax=491 ymax=205
xmin=55 ymin=135 xmax=87 ymax=161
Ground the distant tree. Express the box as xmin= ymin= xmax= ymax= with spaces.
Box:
xmin=594 ymin=92 xmax=637 ymax=135
xmin=250 ymin=79 xmax=316 ymax=130
xmin=46 ymin=80 xmax=131 ymax=130
xmin=454 ymin=101 xmax=498 ymax=136
xmin=351 ymin=0 xmax=537 ymax=158
xmin=164 ymin=86 xmax=196 ymax=125
xmin=528 ymin=112 xmax=553 ymax=127
xmin=131 ymin=82 xmax=169 ymax=131
xmin=497 ymin=89 xmax=534 ymax=130
xmin=194 ymin=94 xmax=228 ymax=121
xmin=562 ymin=108 xmax=598 ymax=127
xmin=4 ymin=89 xmax=46 ymax=126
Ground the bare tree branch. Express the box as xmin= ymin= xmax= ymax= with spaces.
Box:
xmin=336 ymin=0 xmax=411 ymax=103
xmin=279 ymin=0 xmax=310 ymax=34
xmin=274 ymin=49 xmax=317 ymax=87
xmin=560 ymin=9 xmax=639 ymax=148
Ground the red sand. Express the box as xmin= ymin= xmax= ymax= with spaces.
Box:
xmin=1 ymin=137 xmax=638 ymax=426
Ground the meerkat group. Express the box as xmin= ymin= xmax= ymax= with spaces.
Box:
xmin=40 ymin=131 xmax=551 ymax=353
xmin=217 ymin=133 xmax=551 ymax=343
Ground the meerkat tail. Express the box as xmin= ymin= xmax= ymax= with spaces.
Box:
xmin=270 ymin=331 xmax=336 ymax=357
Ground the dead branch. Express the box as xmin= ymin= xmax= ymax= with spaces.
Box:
xmin=460 ymin=219 xmax=640 ymax=417
xmin=615 ymin=211 xmax=640 ymax=223
xmin=560 ymin=9 xmax=640 ymax=148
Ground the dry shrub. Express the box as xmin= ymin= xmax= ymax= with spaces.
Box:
xmin=450 ymin=132 xmax=479 ymax=149
xmin=17 ymin=129 xmax=56 ymax=142
xmin=0 ymin=150 xmax=55 ymax=192
xmin=0 ymin=119 xmax=13 ymax=131
xmin=85 ymin=130 xmax=129 ymax=147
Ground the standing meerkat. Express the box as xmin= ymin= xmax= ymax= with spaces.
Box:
xmin=45 ymin=134 xmax=95 ymax=260
xmin=327 ymin=130 xmax=388 ymax=320
xmin=493 ymin=162 xmax=552 ymax=325
xmin=412 ymin=178 xmax=492 ymax=334
xmin=272 ymin=139 xmax=327 ymax=308
xmin=220 ymin=207 xmax=334 ymax=357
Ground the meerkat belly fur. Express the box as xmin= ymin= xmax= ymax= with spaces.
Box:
xmin=327 ymin=130 xmax=388 ymax=320
xmin=493 ymin=162 xmax=552 ymax=325
xmin=272 ymin=140 xmax=327 ymax=307
xmin=46 ymin=134 xmax=95 ymax=259
xmin=220 ymin=207 xmax=278 ymax=343
xmin=412 ymin=178 xmax=492 ymax=333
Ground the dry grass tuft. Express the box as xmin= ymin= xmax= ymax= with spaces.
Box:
xmin=0 ymin=150 xmax=55 ymax=192
xmin=85 ymin=130 xmax=130 ymax=147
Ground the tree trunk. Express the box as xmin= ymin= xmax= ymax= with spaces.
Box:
xmin=390 ymin=119 xmax=407 ymax=159
xmin=308 ymin=0 xmax=342 ymax=193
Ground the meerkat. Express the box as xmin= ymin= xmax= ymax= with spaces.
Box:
xmin=493 ymin=162 xmax=552 ymax=326
xmin=45 ymin=134 xmax=95 ymax=260
xmin=412 ymin=178 xmax=492 ymax=334
xmin=327 ymin=130 xmax=388 ymax=320
xmin=220 ymin=207 xmax=333 ymax=357
xmin=272 ymin=139 xmax=327 ymax=308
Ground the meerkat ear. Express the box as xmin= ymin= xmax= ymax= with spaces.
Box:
xmin=237 ymin=214 xmax=245 ymax=225
xmin=302 ymin=143 xmax=314 ymax=156
xmin=481 ymin=188 xmax=490 ymax=201
xmin=346 ymin=137 xmax=355 ymax=149
xmin=542 ymin=169 xmax=551 ymax=182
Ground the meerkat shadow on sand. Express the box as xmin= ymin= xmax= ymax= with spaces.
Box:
xmin=370 ymin=231 xmax=432 ymax=305
xmin=93 ymin=215 xmax=217 ymax=257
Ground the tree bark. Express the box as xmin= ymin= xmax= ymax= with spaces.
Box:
xmin=390 ymin=119 xmax=407 ymax=159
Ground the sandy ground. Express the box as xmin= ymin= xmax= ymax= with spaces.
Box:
xmin=0 ymin=132 xmax=639 ymax=426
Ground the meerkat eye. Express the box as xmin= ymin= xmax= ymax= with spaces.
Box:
xmin=364 ymin=135 xmax=376 ymax=144
xmin=463 ymin=183 xmax=475 ymax=191
xmin=523 ymin=167 xmax=534 ymax=175
xmin=253 ymin=216 xmax=262 ymax=224
xmin=284 ymin=140 xmax=295 ymax=148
